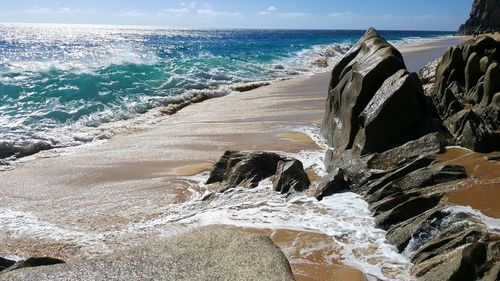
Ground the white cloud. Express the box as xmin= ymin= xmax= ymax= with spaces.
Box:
xmin=197 ymin=8 xmax=240 ymax=17
xmin=159 ymin=8 xmax=191 ymax=15
xmin=258 ymin=6 xmax=277 ymax=15
xmin=329 ymin=11 xmax=355 ymax=18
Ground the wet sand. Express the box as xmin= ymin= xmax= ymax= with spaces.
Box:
xmin=437 ymin=147 xmax=500 ymax=218
xmin=0 ymin=37 xmax=466 ymax=277
xmin=243 ymin=228 xmax=368 ymax=281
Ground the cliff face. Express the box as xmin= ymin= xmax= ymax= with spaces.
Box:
xmin=459 ymin=0 xmax=500 ymax=35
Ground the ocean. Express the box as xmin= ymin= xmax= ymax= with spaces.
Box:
xmin=0 ymin=23 xmax=453 ymax=161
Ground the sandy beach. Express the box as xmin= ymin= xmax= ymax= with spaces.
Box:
xmin=0 ymin=36 xmax=480 ymax=280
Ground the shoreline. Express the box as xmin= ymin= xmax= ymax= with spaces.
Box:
xmin=0 ymin=35 xmax=479 ymax=280
xmin=1 ymin=35 xmax=464 ymax=170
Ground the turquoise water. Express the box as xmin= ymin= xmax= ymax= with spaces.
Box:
xmin=0 ymin=23 xmax=453 ymax=159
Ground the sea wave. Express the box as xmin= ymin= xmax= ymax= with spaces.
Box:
xmin=0 ymin=25 xmax=453 ymax=164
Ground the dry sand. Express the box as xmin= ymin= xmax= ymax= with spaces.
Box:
xmin=0 ymin=36 xmax=470 ymax=279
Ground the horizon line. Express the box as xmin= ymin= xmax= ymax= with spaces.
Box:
xmin=0 ymin=21 xmax=457 ymax=33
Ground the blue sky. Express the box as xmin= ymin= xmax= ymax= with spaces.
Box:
xmin=0 ymin=0 xmax=472 ymax=31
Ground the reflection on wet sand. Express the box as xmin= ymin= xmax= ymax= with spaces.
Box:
xmin=437 ymin=147 xmax=500 ymax=218
xmin=243 ymin=228 xmax=368 ymax=281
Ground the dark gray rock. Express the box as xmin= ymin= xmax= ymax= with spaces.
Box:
xmin=321 ymin=28 xmax=432 ymax=156
xmin=386 ymin=207 xmax=442 ymax=251
xmin=363 ymin=155 xmax=436 ymax=196
xmin=417 ymin=243 xmax=488 ymax=281
xmin=314 ymin=168 xmax=347 ymax=200
xmin=366 ymin=133 xmax=447 ymax=171
xmin=206 ymin=150 xmax=309 ymax=194
xmin=459 ymin=0 xmax=500 ymax=35
xmin=0 ymin=257 xmax=15 ymax=272
xmin=206 ymin=150 xmax=283 ymax=190
xmin=431 ymin=36 xmax=500 ymax=152
xmin=4 ymin=257 xmax=65 ymax=272
xmin=0 ymin=228 xmax=295 ymax=281
xmin=272 ymin=159 xmax=310 ymax=194
xmin=374 ymin=194 xmax=443 ymax=230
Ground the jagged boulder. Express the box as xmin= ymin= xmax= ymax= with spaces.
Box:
xmin=272 ymin=159 xmax=310 ymax=194
xmin=431 ymin=36 xmax=500 ymax=152
xmin=314 ymin=168 xmax=347 ymax=200
xmin=321 ymin=28 xmax=432 ymax=157
xmin=206 ymin=150 xmax=310 ymax=194
xmin=459 ymin=0 xmax=500 ymax=35
xmin=206 ymin=151 xmax=283 ymax=190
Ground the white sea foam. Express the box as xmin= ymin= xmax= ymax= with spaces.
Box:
xmin=0 ymin=208 xmax=110 ymax=256
xmin=113 ymin=125 xmax=413 ymax=280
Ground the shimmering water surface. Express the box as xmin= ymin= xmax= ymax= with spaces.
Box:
xmin=0 ymin=23 xmax=453 ymax=159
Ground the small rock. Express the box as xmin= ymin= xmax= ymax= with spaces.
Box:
xmin=0 ymin=257 xmax=16 ymax=271
xmin=3 ymin=257 xmax=65 ymax=273
xmin=314 ymin=168 xmax=347 ymax=200
xmin=272 ymin=159 xmax=310 ymax=194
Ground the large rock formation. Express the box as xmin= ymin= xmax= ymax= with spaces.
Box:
xmin=321 ymin=28 xmax=432 ymax=157
xmin=459 ymin=0 xmax=500 ymax=35
xmin=320 ymin=28 xmax=500 ymax=281
xmin=0 ymin=228 xmax=295 ymax=281
xmin=428 ymin=36 xmax=500 ymax=152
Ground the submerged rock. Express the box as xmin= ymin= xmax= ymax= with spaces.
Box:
xmin=0 ymin=228 xmax=295 ymax=281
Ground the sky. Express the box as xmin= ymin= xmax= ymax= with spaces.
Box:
xmin=0 ymin=0 xmax=473 ymax=31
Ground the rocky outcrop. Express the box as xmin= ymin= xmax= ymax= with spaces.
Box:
xmin=321 ymin=28 xmax=432 ymax=157
xmin=429 ymin=36 xmax=500 ymax=152
xmin=206 ymin=150 xmax=310 ymax=194
xmin=459 ymin=0 xmax=500 ymax=35
xmin=0 ymin=228 xmax=295 ymax=281
xmin=320 ymin=28 xmax=500 ymax=281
